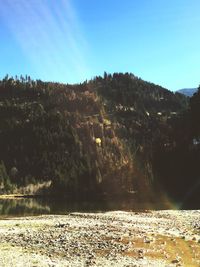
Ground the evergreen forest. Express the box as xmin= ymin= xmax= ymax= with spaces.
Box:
xmin=0 ymin=73 xmax=199 ymax=207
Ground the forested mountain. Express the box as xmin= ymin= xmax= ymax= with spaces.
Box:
xmin=0 ymin=73 xmax=199 ymax=206
xmin=153 ymin=87 xmax=200 ymax=208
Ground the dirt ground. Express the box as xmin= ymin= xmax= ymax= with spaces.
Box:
xmin=0 ymin=210 xmax=199 ymax=266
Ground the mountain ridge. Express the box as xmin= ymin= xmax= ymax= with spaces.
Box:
xmin=177 ymin=88 xmax=197 ymax=97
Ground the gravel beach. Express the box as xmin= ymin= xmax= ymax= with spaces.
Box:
xmin=0 ymin=210 xmax=199 ymax=266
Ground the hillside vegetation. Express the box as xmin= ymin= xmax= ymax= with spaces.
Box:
xmin=0 ymin=73 xmax=199 ymax=205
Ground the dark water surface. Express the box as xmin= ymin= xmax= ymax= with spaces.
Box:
xmin=0 ymin=197 xmax=173 ymax=217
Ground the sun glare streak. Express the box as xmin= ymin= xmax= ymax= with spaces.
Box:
xmin=49 ymin=0 xmax=90 ymax=79
xmin=1 ymin=0 xmax=91 ymax=83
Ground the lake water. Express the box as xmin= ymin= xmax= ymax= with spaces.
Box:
xmin=0 ymin=197 xmax=173 ymax=217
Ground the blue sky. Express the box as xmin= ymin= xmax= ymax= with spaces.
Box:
xmin=0 ymin=0 xmax=200 ymax=91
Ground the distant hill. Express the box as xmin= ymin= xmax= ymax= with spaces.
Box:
xmin=177 ymin=88 xmax=197 ymax=97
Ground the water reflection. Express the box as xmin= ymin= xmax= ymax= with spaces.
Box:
xmin=0 ymin=198 xmax=50 ymax=217
xmin=0 ymin=197 xmax=173 ymax=217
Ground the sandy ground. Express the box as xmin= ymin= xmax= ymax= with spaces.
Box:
xmin=0 ymin=210 xmax=199 ymax=267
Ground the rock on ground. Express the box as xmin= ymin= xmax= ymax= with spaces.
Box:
xmin=0 ymin=210 xmax=199 ymax=266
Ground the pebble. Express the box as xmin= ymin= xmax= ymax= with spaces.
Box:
xmin=0 ymin=210 xmax=199 ymax=266
xmin=171 ymin=259 xmax=180 ymax=264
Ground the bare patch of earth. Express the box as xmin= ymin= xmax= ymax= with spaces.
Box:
xmin=0 ymin=210 xmax=199 ymax=266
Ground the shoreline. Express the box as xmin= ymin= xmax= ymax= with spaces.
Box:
xmin=0 ymin=194 xmax=40 ymax=199
xmin=0 ymin=210 xmax=199 ymax=266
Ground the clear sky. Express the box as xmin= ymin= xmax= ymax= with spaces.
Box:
xmin=0 ymin=0 xmax=199 ymax=91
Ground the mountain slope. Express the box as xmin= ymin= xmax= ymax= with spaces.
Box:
xmin=0 ymin=74 xmax=189 ymax=200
